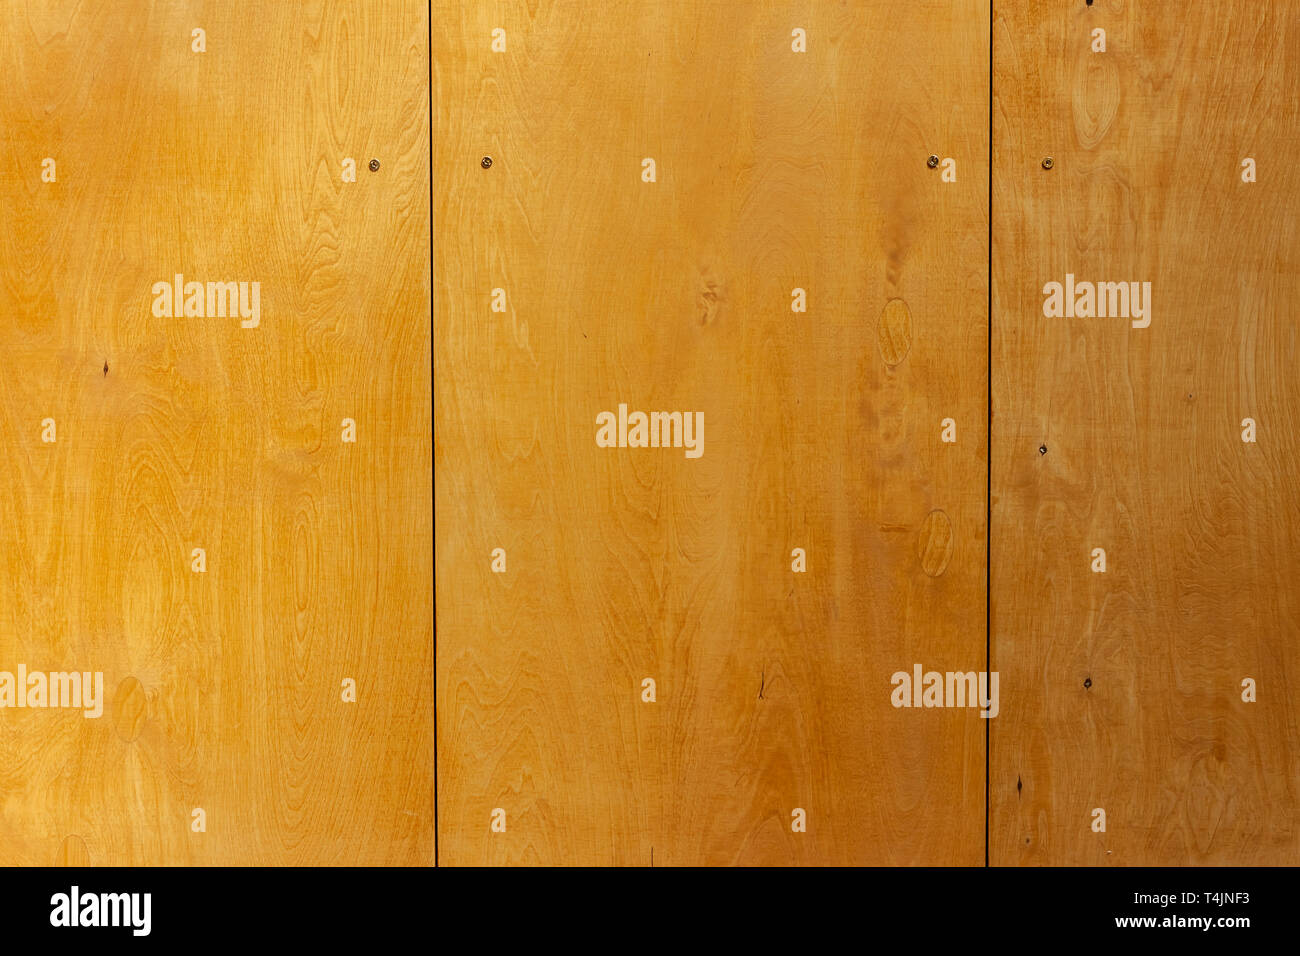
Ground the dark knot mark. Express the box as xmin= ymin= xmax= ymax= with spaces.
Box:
xmin=758 ymin=667 xmax=766 ymax=700
xmin=1083 ymin=677 xmax=1092 ymax=689
xmin=1017 ymin=775 xmax=1022 ymax=797
xmin=103 ymin=361 xmax=108 ymax=376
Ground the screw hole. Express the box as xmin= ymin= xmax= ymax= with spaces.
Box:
xmin=1041 ymin=157 xmax=1054 ymax=170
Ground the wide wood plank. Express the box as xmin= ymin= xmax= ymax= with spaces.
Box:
xmin=436 ymin=0 xmax=989 ymax=865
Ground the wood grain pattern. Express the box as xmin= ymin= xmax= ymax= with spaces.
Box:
xmin=8 ymin=0 xmax=1289 ymax=872
xmin=436 ymin=0 xmax=989 ymax=865
xmin=992 ymin=0 xmax=1300 ymax=865
xmin=0 ymin=1 xmax=432 ymax=865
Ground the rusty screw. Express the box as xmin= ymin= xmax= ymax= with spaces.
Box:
xmin=368 ymin=159 xmax=380 ymax=171
xmin=481 ymin=156 xmax=493 ymax=169
xmin=927 ymin=154 xmax=939 ymax=169
xmin=1041 ymin=157 xmax=1054 ymax=170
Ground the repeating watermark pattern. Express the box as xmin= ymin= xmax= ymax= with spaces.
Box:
xmin=891 ymin=665 xmax=999 ymax=718
xmin=16 ymin=16 xmax=1279 ymax=875
xmin=596 ymin=404 xmax=703 ymax=458
xmin=151 ymin=275 xmax=260 ymax=327
xmin=1042 ymin=273 xmax=1151 ymax=328
xmin=0 ymin=666 xmax=103 ymax=718
xmin=50 ymin=887 xmax=150 ymax=936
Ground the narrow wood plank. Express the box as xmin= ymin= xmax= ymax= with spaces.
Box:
xmin=0 ymin=0 xmax=432 ymax=865
xmin=992 ymin=0 xmax=1300 ymax=865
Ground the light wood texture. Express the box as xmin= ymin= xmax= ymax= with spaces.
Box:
xmin=0 ymin=1 xmax=432 ymax=865
xmin=436 ymin=0 xmax=989 ymax=865
xmin=992 ymin=0 xmax=1300 ymax=864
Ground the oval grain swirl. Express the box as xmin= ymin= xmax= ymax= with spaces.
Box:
xmin=917 ymin=509 xmax=954 ymax=577
xmin=878 ymin=298 xmax=913 ymax=366
xmin=1071 ymin=53 xmax=1119 ymax=149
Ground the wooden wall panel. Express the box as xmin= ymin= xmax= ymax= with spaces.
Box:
xmin=436 ymin=0 xmax=989 ymax=865
xmin=992 ymin=0 xmax=1300 ymax=864
xmin=0 ymin=1 xmax=432 ymax=865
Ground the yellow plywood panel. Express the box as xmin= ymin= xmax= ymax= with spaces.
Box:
xmin=436 ymin=0 xmax=989 ymax=865
xmin=992 ymin=0 xmax=1300 ymax=864
xmin=0 ymin=1 xmax=432 ymax=865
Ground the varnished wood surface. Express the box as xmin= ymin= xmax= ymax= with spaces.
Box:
xmin=7 ymin=0 xmax=1290 ymax=871
xmin=435 ymin=0 xmax=989 ymax=865
xmin=0 ymin=1 xmax=432 ymax=865
xmin=991 ymin=0 xmax=1300 ymax=865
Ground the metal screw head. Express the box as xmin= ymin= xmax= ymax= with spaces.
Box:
xmin=927 ymin=154 xmax=939 ymax=169
xmin=368 ymin=158 xmax=380 ymax=171
xmin=481 ymin=156 xmax=493 ymax=169
xmin=1083 ymin=677 xmax=1092 ymax=689
xmin=1039 ymin=444 xmax=1047 ymax=455
xmin=1041 ymin=157 xmax=1054 ymax=170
